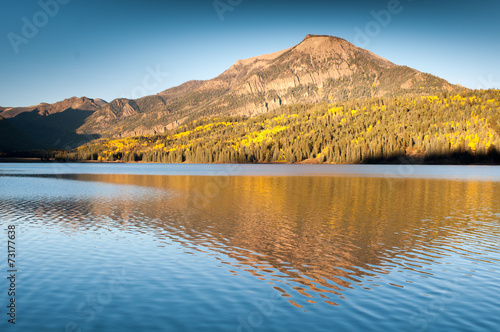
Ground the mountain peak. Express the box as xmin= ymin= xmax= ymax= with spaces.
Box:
xmin=296 ymin=34 xmax=353 ymax=52
xmin=303 ymin=34 xmax=346 ymax=42
xmin=80 ymin=36 xmax=459 ymax=138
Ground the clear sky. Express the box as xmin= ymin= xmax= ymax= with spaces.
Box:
xmin=1 ymin=0 xmax=499 ymax=107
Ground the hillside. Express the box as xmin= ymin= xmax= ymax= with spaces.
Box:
xmin=0 ymin=96 xmax=107 ymax=119
xmin=65 ymin=90 xmax=500 ymax=164
xmin=0 ymin=117 xmax=34 ymax=152
xmin=77 ymin=35 xmax=459 ymax=138
xmin=0 ymin=97 xmax=106 ymax=151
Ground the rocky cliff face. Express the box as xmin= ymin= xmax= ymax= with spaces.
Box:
xmin=78 ymin=35 xmax=459 ymax=138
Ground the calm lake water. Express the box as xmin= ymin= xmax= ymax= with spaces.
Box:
xmin=1 ymin=163 xmax=499 ymax=331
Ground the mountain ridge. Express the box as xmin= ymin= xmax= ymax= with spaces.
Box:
xmin=2 ymin=35 xmax=464 ymax=152
xmin=0 ymin=96 xmax=107 ymax=119
xmin=77 ymin=34 xmax=460 ymax=138
xmin=0 ymin=97 xmax=106 ymax=152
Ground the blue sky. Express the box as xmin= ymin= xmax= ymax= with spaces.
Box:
xmin=1 ymin=0 xmax=499 ymax=107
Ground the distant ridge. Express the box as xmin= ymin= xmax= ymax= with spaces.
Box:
xmin=0 ymin=97 xmax=107 ymax=119
xmin=0 ymin=97 xmax=106 ymax=151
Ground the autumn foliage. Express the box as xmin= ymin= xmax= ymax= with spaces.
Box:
xmin=59 ymin=90 xmax=500 ymax=164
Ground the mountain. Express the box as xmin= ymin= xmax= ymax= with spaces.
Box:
xmin=0 ymin=116 xmax=35 ymax=152
xmin=0 ymin=96 xmax=107 ymax=119
xmin=65 ymin=90 xmax=500 ymax=164
xmin=78 ymin=34 xmax=459 ymax=138
xmin=0 ymin=97 xmax=107 ymax=152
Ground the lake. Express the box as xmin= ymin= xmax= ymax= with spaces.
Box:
xmin=1 ymin=163 xmax=499 ymax=331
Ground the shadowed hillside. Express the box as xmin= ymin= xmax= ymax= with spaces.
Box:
xmin=0 ymin=97 xmax=107 ymax=119
xmin=0 ymin=97 xmax=105 ymax=151
xmin=6 ymin=109 xmax=100 ymax=150
xmin=0 ymin=117 xmax=34 ymax=152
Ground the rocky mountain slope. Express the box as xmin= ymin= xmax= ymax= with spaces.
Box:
xmin=78 ymin=34 xmax=459 ymax=138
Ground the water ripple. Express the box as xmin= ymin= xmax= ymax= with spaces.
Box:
xmin=1 ymin=169 xmax=499 ymax=331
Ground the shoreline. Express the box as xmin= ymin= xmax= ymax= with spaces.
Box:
xmin=1 ymin=157 xmax=499 ymax=166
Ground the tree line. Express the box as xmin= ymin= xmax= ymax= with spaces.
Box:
xmin=52 ymin=89 xmax=500 ymax=164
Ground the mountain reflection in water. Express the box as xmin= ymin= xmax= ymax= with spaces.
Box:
xmin=7 ymin=173 xmax=499 ymax=309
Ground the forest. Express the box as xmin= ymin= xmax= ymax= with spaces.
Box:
xmin=36 ymin=90 xmax=500 ymax=164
